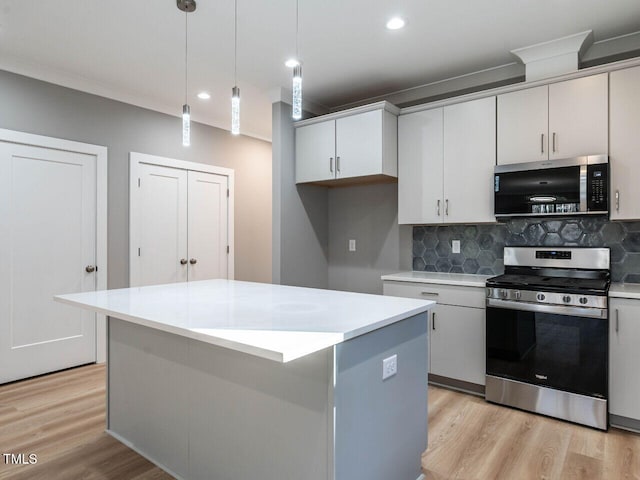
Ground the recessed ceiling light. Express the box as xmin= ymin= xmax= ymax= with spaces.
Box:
xmin=197 ymin=92 xmax=211 ymax=100
xmin=386 ymin=17 xmax=405 ymax=30
xmin=285 ymin=58 xmax=300 ymax=68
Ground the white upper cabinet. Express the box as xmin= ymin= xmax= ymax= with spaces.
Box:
xmin=398 ymin=108 xmax=444 ymax=224
xmin=295 ymin=120 xmax=336 ymax=183
xmin=398 ymin=96 xmax=496 ymax=225
xmin=497 ymin=73 xmax=608 ymax=165
xmin=610 ymin=65 xmax=640 ymax=221
xmin=497 ymin=85 xmax=548 ymax=165
xmin=443 ymin=97 xmax=496 ymax=224
xmin=295 ymin=102 xmax=398 ymax=185
xmin=548 ymin=73 xmax=608 ymax=159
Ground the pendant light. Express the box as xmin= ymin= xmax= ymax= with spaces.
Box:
xmin=231 ymin=0 xmax=240 ymax=135
xmin=178 ymin=0 xmax=196 ymax=146
xmin=292 ymin=0 xmax=302 ymax=120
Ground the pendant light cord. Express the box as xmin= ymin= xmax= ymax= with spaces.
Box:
xmin=184 ymin=10 xmax=188 ymax=104
xmin=295 ymin=0 xmax=299 ymax=58
xmin=234 ymin=0 xmax=237 ymax=84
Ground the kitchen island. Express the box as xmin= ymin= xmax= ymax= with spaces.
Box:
xmin=55 ymin=279 xmax=433 ymax=480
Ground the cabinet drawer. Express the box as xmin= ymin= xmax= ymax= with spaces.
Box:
xmin=383 ymin=280 xmax=485 ymax=308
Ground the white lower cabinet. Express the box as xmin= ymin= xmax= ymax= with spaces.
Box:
xmin=383 ymin=280 xmax=485 ymax=387
xmin=430 ymin=304 xmax=485 ymax=385
xmin=609 ymin=297 xmax=640 ymax=423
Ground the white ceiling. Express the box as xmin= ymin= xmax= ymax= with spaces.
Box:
xmin=1 ymin=0 xmax=640 ymax=141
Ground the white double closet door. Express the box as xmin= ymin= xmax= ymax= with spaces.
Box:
xmin=0 ymin=141 xmax=97 ymax=384
xmin=132 ymin=162 xmax=229 ymax=286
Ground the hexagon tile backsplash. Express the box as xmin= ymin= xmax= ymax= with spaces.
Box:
xmin=412 ymin=219 xmax=640 ymax=283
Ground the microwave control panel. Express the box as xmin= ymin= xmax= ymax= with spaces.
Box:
xmin=587 ymin=164 xmax=608 ymax=211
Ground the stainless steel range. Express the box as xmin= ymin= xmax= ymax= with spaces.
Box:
xmin=485 ymin=247 xmax=610 ymax=430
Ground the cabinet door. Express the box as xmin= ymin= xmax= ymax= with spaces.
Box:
xmin=132 ymin=163 xmax=188 ymax=287
xmin=398 ymin=108 xmax=444 ymax=224
xmin=443 ymin=96 xmax=496 ymax=224
xmin=610 ymin=298 xmax=640 ymax=420
xmin=335 ymin=110 xmax=383 ymax=179
xmin=187 ymin=171 xmax=229 ymax=281
xmin=548 ymin=73 xmax=608 ymax=159
xmin=430 ymin=304 xmax=485 ymax=385
xmin=295 ymin=120 xmax=336 ymax=183
xmin=497 ymin=85 xmax=548 ymax=165
xmin=610 ymin=66 xmax=640 ymax=220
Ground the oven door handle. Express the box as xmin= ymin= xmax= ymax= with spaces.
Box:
xmin=486 ymin=298 xmax=607 ymax=319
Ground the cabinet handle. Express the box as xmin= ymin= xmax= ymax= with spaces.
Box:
xmin=329 ymin=157 xmax=334 ymax=173
xmin=541 ymin=133 xmax=544 ymax=154
xmin=420 ymin=291 xmax=439 ymax=296
xmin=616 ymin=190 xmax=620 ymax=213
xmin=616 ymin=308 xmax=619 ymax=333
xmin=445 ymin=199 xmax=449 ymax=216
xmin=552 ymin=132 xmax=557 ymax=153
xmin=432 ymin=312 xmax=436 ymax=331
xmin=336 ymin=156 xmax=341 ymax=173
xmin=437 ymin=200 xmax=441 ymax=216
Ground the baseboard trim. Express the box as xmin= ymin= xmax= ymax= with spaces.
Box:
xmin=429 ymin=374 xmax=485 ymax=397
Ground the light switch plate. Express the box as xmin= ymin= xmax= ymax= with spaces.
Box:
xmin=348 ymin=239 xmax=356 ymax=252
xmin=452 ymin=239 xmax=461 ymax=254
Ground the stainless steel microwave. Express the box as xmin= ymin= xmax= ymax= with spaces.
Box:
xmin=494 ymin=155 xmax=609 ymax=218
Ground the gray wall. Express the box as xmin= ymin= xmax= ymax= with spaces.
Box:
xmin=272 ymin=101 xmax=328 ymax=288
xmin=0 ymin=69 xmax=272 ymax=288
xmin=328 ymin=183 xmax=411 ymax=294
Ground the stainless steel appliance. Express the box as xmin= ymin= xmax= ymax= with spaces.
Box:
xmin=485 ymin=247 xmax=610 ymax=430
xmin=494 ymin=155 xmax=609 ymax=218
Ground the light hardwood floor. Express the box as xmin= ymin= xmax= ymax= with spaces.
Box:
xmin=0 ymin=364 xmax=639 ymax=479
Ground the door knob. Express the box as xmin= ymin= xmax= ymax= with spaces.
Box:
xmin=180 ymin=258 xmax=188 ymax=265
xmin=85 ymin=265 xmax=96 ymax=273
xmin=189 ymin=258 xmax=197 ymax=265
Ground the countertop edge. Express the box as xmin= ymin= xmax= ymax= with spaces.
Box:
xmin=381 ymin=272 xmax=489 ymax=288
xmin=609 ymin=283 xmax=640 ymax=299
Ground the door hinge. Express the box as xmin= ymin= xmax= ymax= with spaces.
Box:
xmin=138 ymin=178 xmax=141 ymax=187
xmin=227 ymin=245 xmax=230 ymax=254
xmin=138 ymin=247 xmax=141 ymax=257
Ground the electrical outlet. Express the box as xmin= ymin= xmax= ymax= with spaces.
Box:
xmin=348 ymin=239 xmax=356 ymax=252
xmin=382 ymin=354 xmax=397 ymax=380
xmin=452 ymin=239 xmax=461 ymax=254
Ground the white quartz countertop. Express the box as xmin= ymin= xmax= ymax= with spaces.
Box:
xmin=381 ymin=271 xmax=491 ymax=288
xmin=55 ymin=279 xmax=434 ymax=363
xmin=609 ymin=283 xmax=640 ymax=299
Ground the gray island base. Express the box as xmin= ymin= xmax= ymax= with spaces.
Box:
xmin=56 ymin=280 xmax=431 ymax=480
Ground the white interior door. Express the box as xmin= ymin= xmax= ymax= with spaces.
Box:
xmin=0 ymin=142 xmax=97 ymax=383
xmin=132 ymin=163 xmax=188 ymax=287
xmin=187 ymin=171 xmax=228 ymax=281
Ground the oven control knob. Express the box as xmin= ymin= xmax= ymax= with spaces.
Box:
xmin=579 ymin=297 xmax=588 ymax=305
xmin=536 ymin=293 xmax=545 ymax=301
xmin=500 ymin=289 xmax=508 ymax=299
xmin=486 ymin=288 xmax=492 ymax=297
xmin=563 ymin=295 xmax=571 ymax=303
xmin=514 ymin=290 xmax=521 ymax=300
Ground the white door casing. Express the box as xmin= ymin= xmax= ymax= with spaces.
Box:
xmin=129 ymin=152 xmax=234 ymax=287
xmin=0 ymin=130 xmax=107 ymax=381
